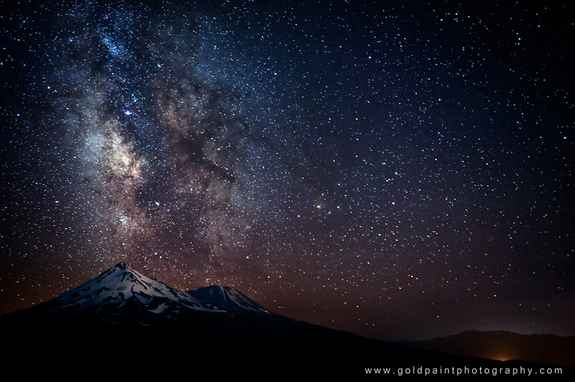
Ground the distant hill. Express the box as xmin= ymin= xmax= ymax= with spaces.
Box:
xmin=400 ymin=330 xmax=575 ymax=367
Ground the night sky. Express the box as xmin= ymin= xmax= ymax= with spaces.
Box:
xmin=1 ymin=0 xmax=573 ymax=342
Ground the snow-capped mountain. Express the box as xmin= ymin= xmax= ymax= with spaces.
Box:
xmin=0 ymin=262 xmax=272 ymax=326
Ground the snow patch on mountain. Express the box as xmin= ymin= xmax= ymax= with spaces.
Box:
xmin=187 ymin=285 xmax=273 ymax=315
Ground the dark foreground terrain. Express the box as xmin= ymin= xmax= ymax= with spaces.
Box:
xmin=1 ymin=264 xmax=571 ymax=379
xmin=4 ymin=314 xmax=571 ymax=380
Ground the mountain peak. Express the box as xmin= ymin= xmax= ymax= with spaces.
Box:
xmin=110 ymin=261 xmax=138 ymax=273
xmin=114 ymin=262 xmax=128 ymax=269
xmin=187 ymin=285 xmax=272 ymax=314
xmin=0 ymin=262 xmax=225 ymax=324
xmin=57 ymin=262 xmax=190 ymax=309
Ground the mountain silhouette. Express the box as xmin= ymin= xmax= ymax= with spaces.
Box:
xmin=1 ymin=263 xmax=571 ymax=379
xmin=400 ymin=330 xmax=575 ymax=368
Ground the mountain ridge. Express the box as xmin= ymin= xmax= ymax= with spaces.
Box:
xmin=186 ymin=285 xmax=274 ymax=315
xmin=399 ymin=330 xmax=575 ymax=368
xmin=1 ymin=263 xmax=572 ymax=379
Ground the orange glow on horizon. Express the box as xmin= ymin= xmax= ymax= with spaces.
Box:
xmin=491 ymin=353 xmax=515 ymax=362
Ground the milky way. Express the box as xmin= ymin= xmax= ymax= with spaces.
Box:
xmin=1 ymin=1 xmax=574 ymax=341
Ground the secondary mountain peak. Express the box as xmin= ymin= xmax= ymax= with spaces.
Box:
xmin=187 ymin=285 xmax=272 ymax=315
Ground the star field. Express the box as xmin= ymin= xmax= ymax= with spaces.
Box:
xmin=1 ymin=1 xmax=574 ymax=341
